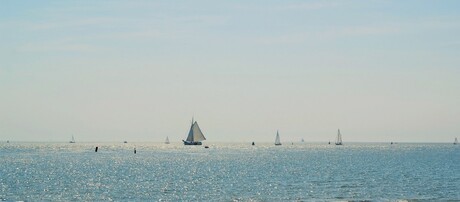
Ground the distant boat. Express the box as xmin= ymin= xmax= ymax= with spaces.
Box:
xmin=275 ymin=130 xmax=282 ymax=146
xmin=455 ymin=137 xmax=458 ymax=145
xmin=69 ymin=135 xmax=76 ymax=143
xmin=165 ymin=136 xmax=170 ymax=144
xmin=124 ymin=141 xmax=128 ymax=143
xmin=301 ymin=138 xmax=304 ymax=143
xmin=335 ymin=129 xmax=343 ymax=145
xmin=183 ymin=118 xmax=206 ymax=145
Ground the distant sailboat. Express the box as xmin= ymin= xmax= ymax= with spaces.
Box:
xmin=454 ymin=137 xmax=458 ymax=145
xmin=275 ymin=130 xmax=282 ymax=146
xmin=335 ymin=129 xmax=343 ymax=145
xmin=69 ymin=135 xmax=76 ymax=143
xmin=165 ymin=136 xmax=170 ymax=144
xmin=183 ymin=118 xmax=206 ymax=145
xmin=301 ymin=138 xmax=304 ymax=143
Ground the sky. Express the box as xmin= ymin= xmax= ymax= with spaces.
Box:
xmin=1 ymin=0 xmax=459 ymax=143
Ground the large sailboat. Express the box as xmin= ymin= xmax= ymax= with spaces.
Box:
xmin=275 ymin=130 xmax=282 ymax=146
xmin=165 ymin=136 xmax=170 ymax=144
xmin=183 ymin=118 xmax=206 ymax=145
xmin=69 ymin=135 xmax=76 ymax=144
xmin=335 ymin=129 xmax=343 ymax=145
xmin=454 ymin=137 xmax=458 ymax=145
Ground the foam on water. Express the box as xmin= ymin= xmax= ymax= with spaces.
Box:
xmin=0 ymin=142 xmax=459 ymax=201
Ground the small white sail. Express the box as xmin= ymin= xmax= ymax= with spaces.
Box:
xmin=275 ymin=130 xmax=282 ymax=145
xmin=69 ymin=135 xmax=75 ymax=143
xmin=165 ymin=136 xmax=170 ymax=144
xmin=335 ymin=129 xmax=343 ymax=145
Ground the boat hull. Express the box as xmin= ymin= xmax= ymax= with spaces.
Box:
xmin=183 ymin=140 xmax=202 ymax=145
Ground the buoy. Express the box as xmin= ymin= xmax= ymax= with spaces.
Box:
xmin=95 ymin=146 xmax=98 ymax=152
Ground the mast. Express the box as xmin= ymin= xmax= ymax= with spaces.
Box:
xmin=336 ymin=129 xmax=342 ymax=145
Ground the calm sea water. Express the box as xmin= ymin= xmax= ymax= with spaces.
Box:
xmin=0 ymin=142 xmax=459 ymax=201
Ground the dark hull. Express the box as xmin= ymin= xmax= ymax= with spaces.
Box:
xmin=183 ymin=140 xmax=202 ymax=145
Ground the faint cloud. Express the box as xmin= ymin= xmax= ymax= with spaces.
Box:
xmin=418 ymin=18 xmax=460 ymax=30
xmin=233 ymin=1 xmax=341 ymax=11
xmin=101 ymin=30 xmax=165 ymax=40
xmin=18 ymin=43 xmax=103 ymax=53
xmin=332 ymin=25 xmax=401 ymax=37
xmin=257 ymin=24 xmax=402 ymax=45
xmin=175 ymin=15 xmax=228 ymax=26
xmin=279 ymin=2 xmax=341 ymax=11
xmin=29 ymin=17 xmax=121 ymax=31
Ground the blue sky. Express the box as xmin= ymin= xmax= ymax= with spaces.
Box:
xmin=1 ymin=1 xmax=459 ymax=142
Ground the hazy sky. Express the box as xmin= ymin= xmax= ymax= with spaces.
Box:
xmin=1 ymin=1 xmax=459 ymax=143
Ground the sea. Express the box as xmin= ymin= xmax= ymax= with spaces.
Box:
xmin=0 ymin=142 xmax=459 ymax=201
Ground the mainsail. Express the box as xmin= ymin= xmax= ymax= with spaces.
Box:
xmin=186 ymin=121 xmax=206 ymax=142
xmin=69 ymin=135 xmax=75 ymax=143
xmin=165 ymin=136 xmax=170 ymax=144
xmin=335 ymin=129 xmax=343 ymax=145
xmin=275 ymin=130 xmax=281 ymax=145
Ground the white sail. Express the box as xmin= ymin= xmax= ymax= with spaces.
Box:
xmin=335 ymin=129 xmax=342 ymax=145
xmin=186 ymin=121 xmax=206 ymax=142
xmin=69 ymin=135 xmax=75 ymax=143
xmin=275 ymin=130 xmax=281 ymax=145
xmin=165 ymin=136 xmax=170 ymax=144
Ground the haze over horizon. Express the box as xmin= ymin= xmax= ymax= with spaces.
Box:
xmin=1 ymin=1 xmax=459 ymax=143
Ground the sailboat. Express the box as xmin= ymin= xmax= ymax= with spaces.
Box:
xmin=69 ymin=135 xmax=76 ymax=143
xmin=275 ymin=130 xmax=282 ymax=146
xmin=182 ymin=118 xmax=206 ymax=145
xmin=454 ymin=137 xmax=458 ymax=145
xmin=165 ymin=136 xmax=170 ymax=144
xmin=335 ymin=129 xmax=343 ymax=145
